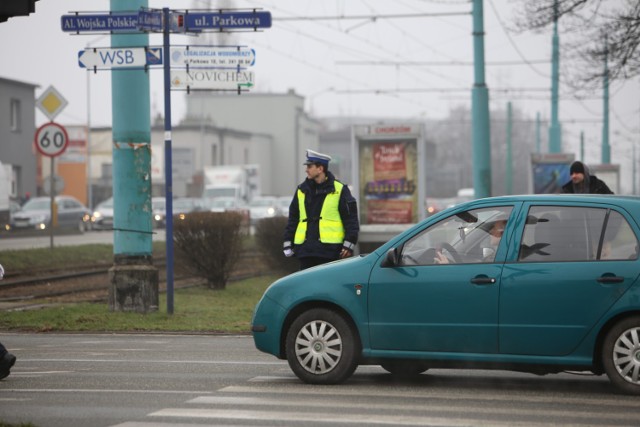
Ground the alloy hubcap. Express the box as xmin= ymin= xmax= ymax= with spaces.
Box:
xmin=295 ymin=320 xmax=342 ymax=375
xmin=613 ymin=327 xmax=640 ymax=385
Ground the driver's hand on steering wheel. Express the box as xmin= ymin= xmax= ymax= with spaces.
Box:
xmin=434 ymin=250 xmax=451 ymax=264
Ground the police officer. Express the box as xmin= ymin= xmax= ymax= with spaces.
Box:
xmin=283 ymin=149 xmax=359 ymax=270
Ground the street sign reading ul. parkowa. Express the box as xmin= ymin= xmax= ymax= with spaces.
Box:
xmin=170 ymin=70 xmax=254 ymax=90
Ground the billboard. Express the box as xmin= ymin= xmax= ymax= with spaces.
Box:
xmin=530 ymin=153 xmax=574 ymax=194
xmin=352 ymin=124 xmax=426 ymax=225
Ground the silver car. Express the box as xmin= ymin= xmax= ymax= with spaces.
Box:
xmin=10 ymin=195 xmax=91 ymax=233
xmin=247 ymin=196 xmax=281 ymax=225
xmin=91 ymin=197 xmax=114 ymax=230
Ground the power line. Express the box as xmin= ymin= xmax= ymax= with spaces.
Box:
xmin=273 ymin=11 xmax=470 ymax=21
xmin=336 ymin=59 xmax=550 ymax=66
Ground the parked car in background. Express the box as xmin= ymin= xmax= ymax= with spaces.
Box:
xmin=172 ymin=197 xmax=203 ymax=221
xmin=201 ymin=197 xmax=250 ymax=227
xmin=424 ymin=197 xmax=458 ymax=217
xmin=91 ymin=197 xmax=114 ymax=230
xmin=252 ymin=194 xmax=640 ymax=395
xmin=247 ymin=196 xmax=281 ymax=225
xmin=10 ymin=195 xmax=91 ymax=233
xmin=2 ymin=201 xmax=21 ymax=232
xmin=151 ymin=197 xmax=166 ymax=228
xmin=276 ymin=196 xmax=292 ymax=217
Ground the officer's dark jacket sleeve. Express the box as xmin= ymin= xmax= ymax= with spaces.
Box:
xmin=339 ymin=184 xmax=359 ymax=250
xmin=283 ymin=192 xmax=299 ymax=250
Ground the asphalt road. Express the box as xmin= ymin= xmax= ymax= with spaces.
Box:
xmin=0 ymin=333 xmax=638 ymax=427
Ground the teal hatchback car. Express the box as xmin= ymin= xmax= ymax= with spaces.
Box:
xmin=251 ymin=195 xmax=640 ymax=394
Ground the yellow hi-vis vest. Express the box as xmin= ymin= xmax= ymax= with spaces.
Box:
xmin=294 ymin=181 xmax=345 ymax=245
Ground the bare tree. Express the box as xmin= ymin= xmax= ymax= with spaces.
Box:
xmin=513 ymin=0 xmax=639 ymax=87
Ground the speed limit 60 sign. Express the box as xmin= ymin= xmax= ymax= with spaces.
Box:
xmin=34 ymin=122 xmax=69 ymax=157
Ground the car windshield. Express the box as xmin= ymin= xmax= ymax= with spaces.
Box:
xmin=173 ymin=199 xmax=194 ymax=209
xmin=250 ymin=198 xmax=275 ymax=207
xmin=98 ymin=198 xmax=113 ymax=208
xmin=21 ymin=199 xmax=51 ymax=211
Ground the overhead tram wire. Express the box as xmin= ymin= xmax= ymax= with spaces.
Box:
xmin=244 ymin=8 xmax=473 ymax=110
xmin=273 ymin=11 xmax=470 ymax=22
xmin=336 ymin=59 xmax=551 ymax=66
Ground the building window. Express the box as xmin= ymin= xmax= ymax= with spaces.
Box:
xmin=10 ymin=98 xmax=21 ymax=132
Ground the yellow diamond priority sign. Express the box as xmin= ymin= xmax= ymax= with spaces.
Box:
xmin=36 ymin=86 xmax=68 ymax=121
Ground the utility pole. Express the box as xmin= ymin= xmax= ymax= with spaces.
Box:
xmin=548 ymin=0 xmax=562 ymax=153
xmin=471 ymin=0 xmax=491 ymax=198
xmin=505 ymin=102 xmax=513 ymax=195
xmin=602 ymin=34 xmax=611 ymax=164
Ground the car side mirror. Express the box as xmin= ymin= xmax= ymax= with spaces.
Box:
xmin=381 ymin=247 xmax=399 ymax=267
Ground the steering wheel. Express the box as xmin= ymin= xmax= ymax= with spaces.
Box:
xmin=439 ymin=242 xmax=463 ymax=263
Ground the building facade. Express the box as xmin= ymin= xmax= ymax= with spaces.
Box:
xmin=0 ymin=77 xmax=38 ymax=201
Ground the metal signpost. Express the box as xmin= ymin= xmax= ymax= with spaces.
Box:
xmin=34 ymin=122 xmax=69 ymax=249
xmin=63 ymin=7 xmax=269 ymax=314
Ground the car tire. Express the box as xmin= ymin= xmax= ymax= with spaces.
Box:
xmin=380 ymin=360 xmax=428 ymax=377
xmin=602 ymin=316 xmax=640 ymax=395
xmin=285 ymin=308 xmax=359 ymax=385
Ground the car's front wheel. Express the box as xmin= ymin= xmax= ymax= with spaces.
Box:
xmin=602 ymin=316 xmax=640 ymax=395
xmin=285 ymin=308 xmax=359 ymax=384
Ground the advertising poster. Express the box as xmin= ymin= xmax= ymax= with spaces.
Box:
xmin=359 ymin=140 xmax=418 ymax=224
xmin=530 ymin=153 xmax=574 ymax=194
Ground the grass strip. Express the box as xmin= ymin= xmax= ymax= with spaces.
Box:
xmin=0 ymin=275 xmax=277 ymax=333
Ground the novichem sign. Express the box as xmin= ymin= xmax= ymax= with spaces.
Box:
xmin=170 ymin=70 xmax=254 ymax=90
xmin=61 ymin=10 xmax=271 ymax=32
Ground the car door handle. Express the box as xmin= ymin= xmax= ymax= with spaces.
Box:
xmin=597 ymin=275 xmax=625 ymax=284
xmin=470 ymin=276 xmax=496 ymax=285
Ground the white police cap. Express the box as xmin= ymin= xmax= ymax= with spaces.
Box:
xmin=304 ymin=149 xmax=332 ymax=166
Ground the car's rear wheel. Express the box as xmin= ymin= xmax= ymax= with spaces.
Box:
xmin=602 ymin=316 xmax=640 ymax=395
xmin=285 ymin=308 xmax=359 ymax=384
xmin=380 ymin=360 xmax=428 ymax=377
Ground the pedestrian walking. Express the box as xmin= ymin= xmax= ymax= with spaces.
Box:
xmin=283 ymin=149 xmax=360 ymax=270
xmin=562 ymin=161 xmax=614 ymax=194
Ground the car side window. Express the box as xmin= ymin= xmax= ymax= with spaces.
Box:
xmin=399 ymin=206 xmax=512 ymax=266
xmin=598 ymin=211 xmax=639 ymax=260
xmin=518 ymin=206 xmax=607 ymax=262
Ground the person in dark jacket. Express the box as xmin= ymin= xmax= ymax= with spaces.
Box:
xmin=561 ymin=161 xmax=614 ymax=194
xmin=283 ymin=149 xmax=360 ymax=270
xmin=0 ymin=264 xmax=16 ymax=380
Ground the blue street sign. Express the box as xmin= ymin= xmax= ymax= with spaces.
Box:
xmin=138 ymin=10 xmax=163 ymax=31
xmin=184 ymin=11 xmax=272 ymax=30
xmin=61 ymin=13 xmax=140 ymax=32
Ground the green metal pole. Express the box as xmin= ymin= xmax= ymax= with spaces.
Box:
xmin=109 ymin=0 xmax=158 ymax=313
xmin=548 ymin=0 xmax=562 ymax=153
xmin=580 ymin=131 xmax=584 ymax=162
xmin=505 ymin=102 xmax=513 ymax=195
xmin=536 ymin=112 xmax=541 ymax=154
xmin=602 ymin=35 xmax=611 ymax=164
xmin=471 ymin=0 xmax=491 ymax=198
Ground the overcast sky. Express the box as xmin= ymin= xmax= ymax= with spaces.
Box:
xmin=1 ymin=0 xmax=637 ymax=188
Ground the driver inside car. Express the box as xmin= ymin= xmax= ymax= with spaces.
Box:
xmin=434 ymin=218 xmax=507 ymax=264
